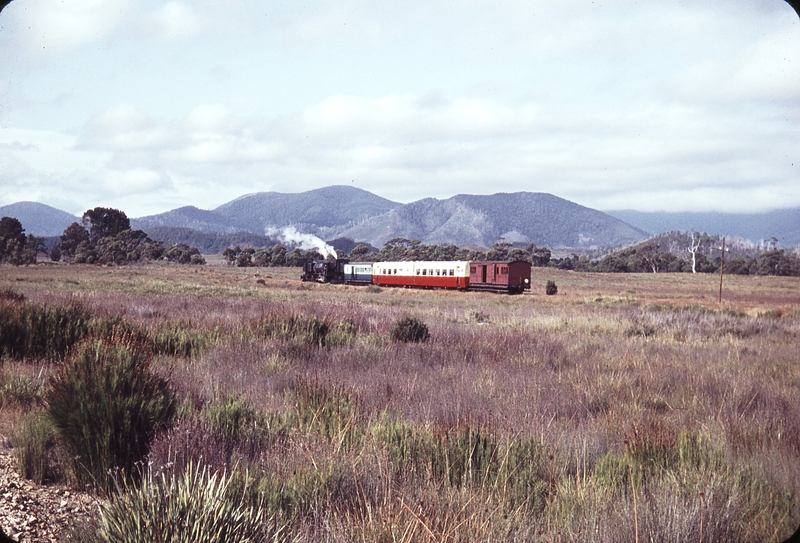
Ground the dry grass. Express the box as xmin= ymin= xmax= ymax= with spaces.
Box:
xmin=1 ymin=262 xmax=799 ymax=541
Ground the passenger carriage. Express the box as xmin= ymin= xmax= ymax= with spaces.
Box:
xmin=373 ymin=261 xmax=470 ymax=289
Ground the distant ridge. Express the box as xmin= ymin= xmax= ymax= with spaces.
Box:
xmin=0 ymin=202 xmax=78 ymax=236
xmin=606 ymin=208 xmax=800 ymax=246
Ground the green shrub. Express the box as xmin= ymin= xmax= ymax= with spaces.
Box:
xmin=373 ymin=415 xmax=549 ymax=512
xmin=389 ymin=316 xmax=429 ymax=343
xmin=88 ymin=314 xmax=150 ymax=345
xmin=46 ymin=335 xmax=177 ymax=492
xmin=90 ymin=463 xmax=286 ymax=543
xmin=545 ymin=280 xmax=558 ymax=296
xmin=0 ymin=369 xmax=44 ymax=407
xmin=288 ymin=377 xmax=363 ymax=449
xmin=201 ymin=394 xmax=268 ymax=444
xmin=11 ymin=409 xmax=55 ymax=484
xmin=254 ymin=313 xmax=330 ymax=346
xmin=151 ymin=322 xmax=212 ymax=358
xmin=325 ymin=319 xmax=357 ymax=347
xmin=237 ymin=465 xmax=332 ymax=519
xmin=0 ymin=301 xmax=91 ymax=361
xmin=0 ymin=288 xmax=25 ymax=302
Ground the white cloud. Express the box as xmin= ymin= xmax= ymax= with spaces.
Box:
xmin=102 ymin=168 xmax=173 ymax=195
xmin=79 ymin=104 xmax=177 ymax=152
xmin=147 ymin=1 xmax=206 ymax=42
xmin=2 ymin=0 xmax=131 ymax=56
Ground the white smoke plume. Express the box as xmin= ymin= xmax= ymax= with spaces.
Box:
xmin=265 ymin=226 xmax=338 ymax=259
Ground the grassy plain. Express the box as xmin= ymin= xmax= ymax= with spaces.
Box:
xmin=1 ymin=262 xmax=799 ymax=542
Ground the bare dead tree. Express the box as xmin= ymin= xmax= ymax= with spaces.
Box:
xmin=687 ymin=232 xmax=701 ymax=273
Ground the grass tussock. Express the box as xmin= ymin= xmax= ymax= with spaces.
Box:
xmin=86 ymin=463 xmax=291 ymax=543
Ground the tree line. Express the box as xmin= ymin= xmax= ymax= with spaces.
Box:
xmin=552 ymin=240 xmax=800 ymax=277
xmin=0 ymin=208 xmax=205 ymax=266
xmin=225 ymin=238 xmax=554 ymax=268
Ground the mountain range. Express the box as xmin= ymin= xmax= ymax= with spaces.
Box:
xmin=1 ymin=186 xmax=797 ymax=252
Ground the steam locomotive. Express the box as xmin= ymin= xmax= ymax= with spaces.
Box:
xmin=301 ymin=259 xmax=531 ymax=294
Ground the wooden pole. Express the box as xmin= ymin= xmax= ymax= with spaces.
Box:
xmin=718 ymin=237 xmax=725 ymax=303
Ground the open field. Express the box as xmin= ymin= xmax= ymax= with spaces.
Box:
xmin=1 ymin=263 xmax=799 ymax=542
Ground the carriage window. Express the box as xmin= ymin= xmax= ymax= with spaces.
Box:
xmin=393 ymin=269 xmax=397 ymax=274
xmin=470 ymin=266 xmax=476 ymax=273
xmin=422 ymin=269 xmax=427 ymax=275
xmin=449 ymin=270 xmax=454 ymax=276
xmin=502 ymin=267 xmax=508 ymax=274
xmin=436 ymin=269 xmax=440 ymax=276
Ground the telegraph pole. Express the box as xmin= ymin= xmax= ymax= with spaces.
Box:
xmin=718 ymin=237 xmax=725 ymax=303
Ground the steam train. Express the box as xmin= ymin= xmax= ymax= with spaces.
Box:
xmin=301 ymin=259 xmax=531 ymax=294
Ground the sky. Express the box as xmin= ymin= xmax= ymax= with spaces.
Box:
xmin=0 ymin=0 xmax=798 ymax=218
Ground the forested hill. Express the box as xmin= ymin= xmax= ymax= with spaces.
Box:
xmin=337 ymin=192 xmax=648 ymax=249
xmin=213 ymin=185 xmax=402 ymax=232
xmin=131 ymin=186 xmax=401 ymax=234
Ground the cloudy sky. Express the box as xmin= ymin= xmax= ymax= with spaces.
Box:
xmin=0 ymin=0 xmax=798 ymax=218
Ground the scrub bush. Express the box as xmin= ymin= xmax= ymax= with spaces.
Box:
xmin=0 ymin=301 xmax=91 ymax=361
xmin=388 ymin=315 xmax=429 ymax=343
xmin=254 ymin=313 xmax=330 ymax=346
xmin=545 ymin=280 xmax=558 ymax=296
xmin=46 ymin=334 xmax=176 ymax=492
xmin=11 ymin=409 xmax=56 ymax=484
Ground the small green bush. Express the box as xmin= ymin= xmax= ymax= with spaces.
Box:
xmin=254 ymin=313 xmax=330 ymax=346
xmin=201 ymin=394 xmax=265 ymax=444
xmin=545 ymin=280 xmax=558 ymax=296
xmin=389 ymin=316 xmax=430 ymax=343
xmin=325 ymin=319 xmax=357 ymax=347
xmin=0 ymin=369 xmax=44 ymax=407
xmin=88 ymin=314 xmax=150 ymax=345
xmin=11 ymin=409 xmax=55 ymax=484
xmin=372 ymin=415 xmax=549 ymax=512
xmin=0 ymin=301 xmax=91 ymax=361
xmin=288 ymin=377 xmax=363 ymax=449
xmin=46 ymin=335 xmax=177 ymax=492
xmin=0 ymin=288 xmax=25 ymax=302
xmin=151 ymin=322 xmax=212 ymax=358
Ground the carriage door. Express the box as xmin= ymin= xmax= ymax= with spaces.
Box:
xmin=481 ymin=265 xmax=487 ymax=283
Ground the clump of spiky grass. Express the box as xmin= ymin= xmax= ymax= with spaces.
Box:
xmin=89 ymin=462 xmax=288 ymax=543
xmin=46 ymin=333 xmax=177 ymax=492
